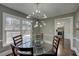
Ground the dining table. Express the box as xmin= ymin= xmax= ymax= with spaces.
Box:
xmin=15 ymin=39 xmax=52 ymax=56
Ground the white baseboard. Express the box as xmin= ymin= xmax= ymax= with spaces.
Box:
xmin=0 ymin=49 xmax=12 ymax=56
xmin=72 ymin=47 xmax=79 ymax=56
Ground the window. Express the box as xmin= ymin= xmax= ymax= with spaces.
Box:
xmin=3 ymin=12 xmax=32 ymax=47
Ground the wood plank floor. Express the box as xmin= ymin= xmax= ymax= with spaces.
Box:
xmin=57 ymin=39 xmax=77 ymax=56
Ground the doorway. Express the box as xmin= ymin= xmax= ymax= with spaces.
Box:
xmin=55 ymin=16 xmax=73 ymax=49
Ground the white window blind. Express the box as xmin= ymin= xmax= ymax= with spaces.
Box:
xmin=3 ymin=12 xmax=32 ymax=47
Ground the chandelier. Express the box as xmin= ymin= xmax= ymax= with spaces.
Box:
xmin=26 ymin=3 xmax=47 ymax=28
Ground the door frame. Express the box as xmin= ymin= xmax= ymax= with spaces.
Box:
xmin=54 ymin=16 xmax=73 ymax=49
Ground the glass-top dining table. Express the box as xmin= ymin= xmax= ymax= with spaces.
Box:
xmin=16 ymin=39 xmax=52 ymax=56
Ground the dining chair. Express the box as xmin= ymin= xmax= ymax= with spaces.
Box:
xmin=52 ymin=36 xmax=60 ymax=55
xmin=17 ymin=48 xmax=33 ymax=56
xmin=10 ymin=44 xmax=18 ymax=56
xmin=13 ymin=35 xmax=22 ymax=46
xmin=11 ymin=44 xmax=33 ymax=56
xmin=38 ymin=36 xmax=60 ymax=56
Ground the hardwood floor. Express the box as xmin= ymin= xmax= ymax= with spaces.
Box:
xmin=57 ymin=39 xmax=77 ymax=56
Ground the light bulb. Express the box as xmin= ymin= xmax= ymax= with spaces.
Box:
xmin=26 ymin=16 xmax=30 ymax=18
xmin=40 ymin=25 xmax=42 ymax=27
xmin=38 ymin=10 xmax=40 ymax=13
xmin=57 ymin=22 xmax=61 ymax=25
xmin=34 ymin=21 xmax=39 ymax=28
xmin=43 ymin=14 xmax=47 ymax=18
xmin=36 ymin=9 xmax=39 ymax=13
xmin=36 ymin=21 xmax=38 ymax=24
xmin=34 ymin=24 xmax=38 ymax=28
xmin=32 ymin=12 xmax=34 ymax=15
xmin=26 ymin=15 xmax=31 ymax=18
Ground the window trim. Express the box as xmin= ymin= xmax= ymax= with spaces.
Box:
xmin=2 ymin=12 xmax=21 ymax=47
xmin=2 ymin=12 xmax=32 ymax=47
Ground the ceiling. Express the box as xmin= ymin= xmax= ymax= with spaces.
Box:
xmin=1 ymin=3 xmax=79 ymax=19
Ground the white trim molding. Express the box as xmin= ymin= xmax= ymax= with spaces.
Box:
xmin=72 ymin=47 xmax=79 ymax=56
xmin=0 ymin=49 xmax=12 ymax=56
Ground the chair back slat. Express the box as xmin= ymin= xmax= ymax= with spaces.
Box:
xmin=52 ymin=36 xmax=60 ymax=55
xmin=13 ymin=35 xmax=22 ymax=46
xmin=14 ymin=38 xmax=22 ymax=41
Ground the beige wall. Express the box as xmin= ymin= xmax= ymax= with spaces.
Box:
xmin=42 ymin=18 xmax=55 ymax=44
xmin=42 ymin=12 xmax=75 ymax=45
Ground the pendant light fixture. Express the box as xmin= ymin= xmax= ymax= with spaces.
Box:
xmin=26 ymin=3 xmax=47 ymax=28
